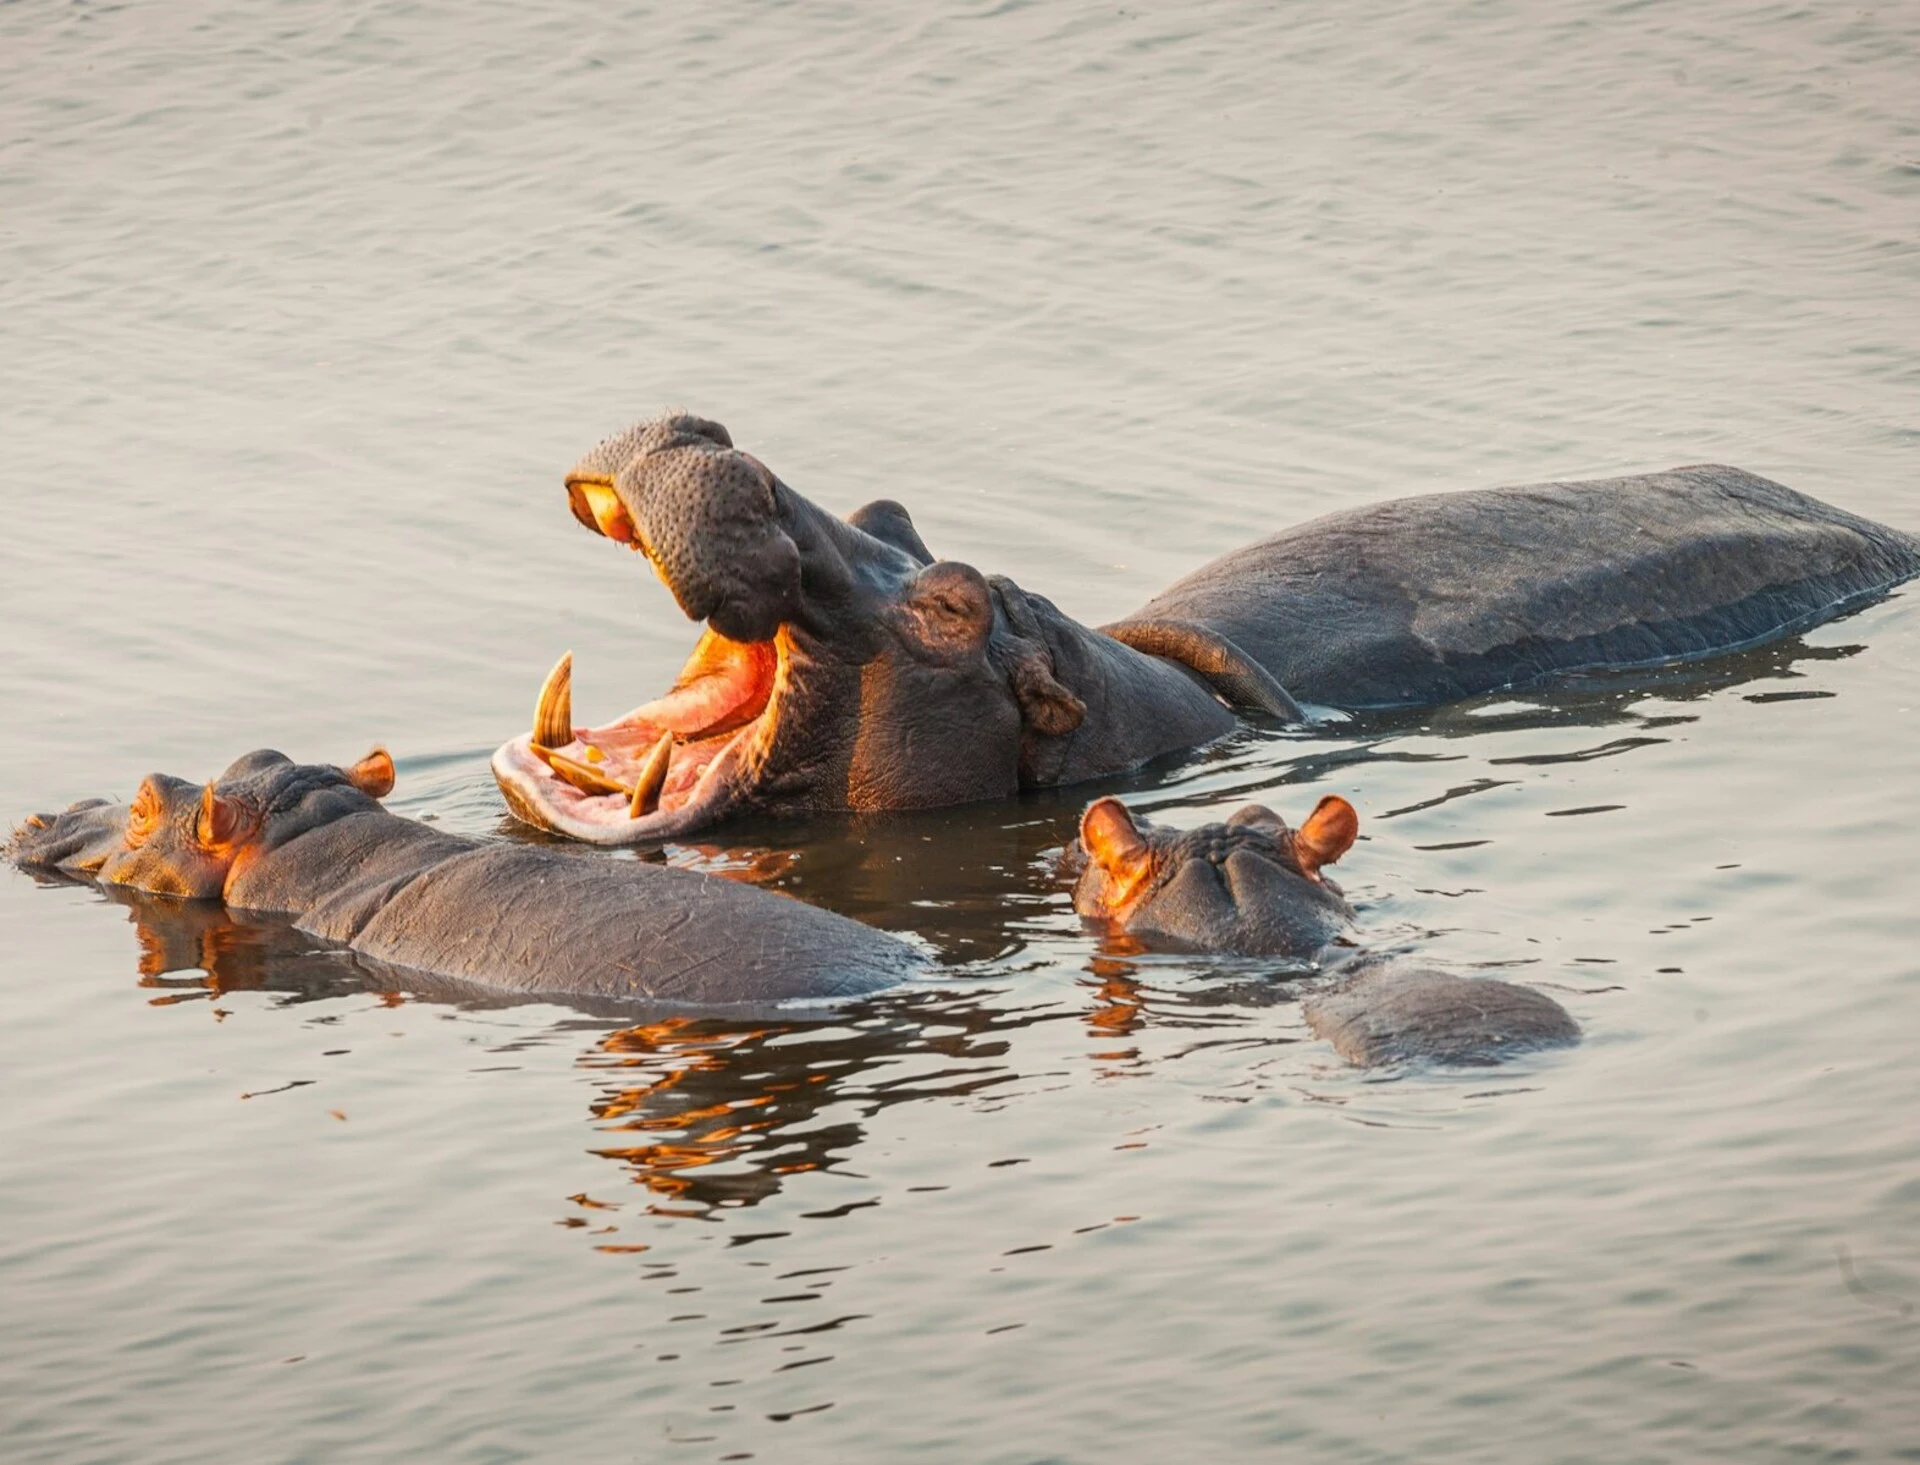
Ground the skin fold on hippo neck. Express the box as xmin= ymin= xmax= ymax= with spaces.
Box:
xmin=492 ymin=413 xmax=1247 ymax=846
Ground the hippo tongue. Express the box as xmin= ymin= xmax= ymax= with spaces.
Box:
xmin=627 ymin=630 xmax=777 ymax=739
xmin=497 ymin=629 xmax=781 ymax=841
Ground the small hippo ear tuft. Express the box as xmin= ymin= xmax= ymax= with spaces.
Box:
xmin=1010 ymin=651 xmax=1086 ymax=736
xmin=346 ymin=748 xmax=396 ymax=799
xmin=1295 ymin=795 xmax=1358 ymax=877
xmin=1080 ymin=797 xmax=1147 ymax=875
xmin=197 ymin=784 xmax=246 ymax=849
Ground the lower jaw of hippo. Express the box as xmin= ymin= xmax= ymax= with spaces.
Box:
xmin=491 ymin=632 xmax=782 ymax=846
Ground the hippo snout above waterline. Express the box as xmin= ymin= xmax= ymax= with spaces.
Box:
xmin=1069 ymin=793 xmax=1361 ymax=958
xmin=1068 ymin=795 xmax=1580 ymax=1068
xmin=10 ymin=748 xmax=922 ymax=1008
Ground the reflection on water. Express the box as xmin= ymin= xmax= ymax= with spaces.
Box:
xmin=79 ymin=881 xmax=371 ymax=1010
xmin=576 ymin=993 xmax=1049 ymax=1217
xmin=39 ymin=876 xmax=1064 ymax=1217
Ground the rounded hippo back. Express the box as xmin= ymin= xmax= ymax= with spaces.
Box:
xmin=347 ymin=844 xmax=918 ymax=1006
xmin=1124 ymin=465 xmax=1920 ymax=709
xmin=1303 ymin=960 xmax=1581 ymax=1068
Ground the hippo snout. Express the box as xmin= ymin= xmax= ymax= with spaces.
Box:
xmin=8 ymin=798 xmax=128 ymax=875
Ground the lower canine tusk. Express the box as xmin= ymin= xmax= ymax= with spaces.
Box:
xmin=539 ymin=748 xmax=633 ymax=798
xmin=532 ymin=651 xmax=574 ymax=749
xmin=628 ymin=731 xmax=674 ymax=818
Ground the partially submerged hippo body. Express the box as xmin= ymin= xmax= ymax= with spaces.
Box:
xmin=1070 ymin=795 xmax=1580 ymax=1068
xmin=494 ymin=414 xmax=1919 ymax=844
xmin=9 ymin=750 xmax=921 ymax=1007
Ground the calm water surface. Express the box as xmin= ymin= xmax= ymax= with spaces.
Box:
xmin=3 ymin=2 xmax=1918 ymax=1460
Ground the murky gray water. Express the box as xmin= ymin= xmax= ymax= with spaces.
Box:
xmin=4 ymin=1 xmax=1918 ymax=1460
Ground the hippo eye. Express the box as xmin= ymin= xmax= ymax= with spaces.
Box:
xmin=125 ymin=785 xmax=164 ymax=848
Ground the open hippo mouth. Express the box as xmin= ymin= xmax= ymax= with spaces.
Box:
xmin=492 ymin=413 xmax=833 ymax=844
xmin=491 ymin=411 xmax=1247 ymax=846
xmin=490 ymin=410 xmax=933 ymax=846
xmin=492 ymin=633 xmax=785 ymax=844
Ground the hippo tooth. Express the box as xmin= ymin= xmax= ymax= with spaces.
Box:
xmin=628 ymin=731 xmax=675 ymax=819
xmin=542 ymin=749 xmax=632 ymax=799
xmin=532 ymin=651 xmax=574 ymax=750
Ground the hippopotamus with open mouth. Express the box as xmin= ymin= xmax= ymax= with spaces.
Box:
xmin=1070 ymin=794 xmax=1581 ymax=1068
xmin=493 ymin=414 xmax=1294 ymax=844
xmin=10 ymin=748 xmax=921 ymax=1007
xmin=493 ymin=412 xmax=1920 ymax=844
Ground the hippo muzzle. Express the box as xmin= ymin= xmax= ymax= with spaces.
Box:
xmin=9 ymin=797 xmax=131 ymax=877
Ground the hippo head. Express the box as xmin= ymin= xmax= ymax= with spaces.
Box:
xmin=9 ymin=748 xmax=395 ymax=899
xmin=492 ymin=412 xmax=1097 ymax=844
xmin=1071 ymin=794 xmax=1360 ymax=956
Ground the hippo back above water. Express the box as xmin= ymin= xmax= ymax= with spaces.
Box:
xmin=1110 ymin=465 xmax=1920 ymax=709
xmin=10 ymin=749 xmax=920 ymax=1008
xmin=496 ymin=418 xmax=1919 ymax=846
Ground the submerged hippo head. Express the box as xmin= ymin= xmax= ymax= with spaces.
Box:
xmin=1071 ymin=794 xmax=1360 ymax=956
xmin=10 ymin=748 xmax=395 ymax=899
xmin=494 ymin=412 xmax=1233 ymax=845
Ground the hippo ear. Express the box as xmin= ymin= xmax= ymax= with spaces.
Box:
xmin=1080 ymin=797 xmax=1148 ymax=876
xmin=345 ymin=748 xmax=396 ymax=799
xmin=1293 ymin=795 xmax=1358 ymax=879
xmin=984 ymin=573 xmax=1086 ymax=738
xmin=197 ymin=784 xmax=248 ymax=849
xmin=1008 ymin=649 xmax=1087 ymax=737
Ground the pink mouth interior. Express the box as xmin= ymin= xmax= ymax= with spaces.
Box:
xmin=500 ymin=632 xmax=780 ymax=836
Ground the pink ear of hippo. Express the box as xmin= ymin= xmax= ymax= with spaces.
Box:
xmin=1294 ymin=795 xmax=1358 ymax=879
xmin=346 ymin=748 xmax=396 ymax=800
xmin=1080 ymin=796 xmax=1147 ymax=874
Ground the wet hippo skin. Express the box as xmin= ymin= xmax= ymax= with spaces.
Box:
xmin=1110 ymin=464 xmax=1920 ymax=709
xmin=1070 ymin=795 xmax=1580 ymax=1068
xmin=1301 ymin=960 xmax=1581 ymax=1068
xmin=497 ymin=413 xmax=1919 ymax=844
xmin=10 ymin=749 xmax=920 ymax=1007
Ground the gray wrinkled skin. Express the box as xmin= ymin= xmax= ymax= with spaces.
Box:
xmin=1302 ymin=959 xmax=1582 ymax=1068
xmin=1073 ymin=801 xmax=1579 ymax=1067
xmin=527 ymin=420 xmax=1919 ymax=844
xmin=594 ymin=412 xmax=1243 ymax=789
xmin=11 ymin=750 xmax=920 ymax=1007
xmin=530 ymin=414 xmax=1240 ymax=829
xmin=1072 ymin=807 xmax=1357 ymax=957
xmin=1116 ymin=465 xmax=1920 ymax=709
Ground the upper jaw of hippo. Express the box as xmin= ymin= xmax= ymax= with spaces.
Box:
xmin=491 ymin=624 xmax=795 ymax=846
